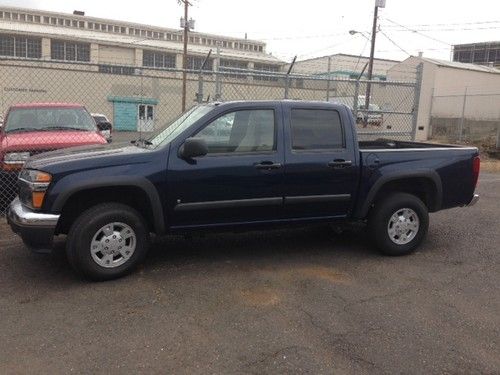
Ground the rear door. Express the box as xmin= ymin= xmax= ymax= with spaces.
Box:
xmin=167 ymin=104 xmax=285 ymax=228
xmin=283 ymin=103 xmax=358 ymax=219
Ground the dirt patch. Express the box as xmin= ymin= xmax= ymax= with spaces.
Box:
xmin=297 ymin=266 xmax=350 ymax=284
xmin=239 ymin=288 xmax=280 ymax=307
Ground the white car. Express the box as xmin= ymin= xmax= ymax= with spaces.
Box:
xmin=91 ymin=113 xmax=113 ymax=142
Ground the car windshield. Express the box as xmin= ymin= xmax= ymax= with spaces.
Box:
xmin=148 ymin=105 xmax=212 ymax=147
xmin=93 ymin=116 xmax=108 ymax=123
xmin=5 ymin=107 xmax=96 ymax=133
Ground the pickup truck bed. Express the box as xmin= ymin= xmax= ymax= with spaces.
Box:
xmin=7 ymin=100 xmax=480 ymax=281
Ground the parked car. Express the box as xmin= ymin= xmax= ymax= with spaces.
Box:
xmin=7 ymin=101 xmax=480 ymax=281
xmin=0 ymin=103 xmax=108 ymax=210
xmin=356 ymin=103 xmax=383 ymax=126
xmin=91 ymin=113 xmax=113 ymax=142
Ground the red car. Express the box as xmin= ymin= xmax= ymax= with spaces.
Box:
xmin=0 ymin=103 xmax=108 ymax=210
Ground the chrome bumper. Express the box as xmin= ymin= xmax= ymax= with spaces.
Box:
xmin=8 ymin=197 xmax=60 ymax=227
xmin=467 ymin=194 xmax=480 ymax=207
xmin=7 ymin=197 xmax=60 ymax=253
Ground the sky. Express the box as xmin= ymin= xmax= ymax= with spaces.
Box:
xmin=1 ymin=0 xmax=499 ymax=63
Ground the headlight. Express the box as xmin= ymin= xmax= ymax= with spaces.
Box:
xmin=18 ymin=169 xmax=52 ymax=210
xmin=4 ymin=152 xmax=31 ymax=164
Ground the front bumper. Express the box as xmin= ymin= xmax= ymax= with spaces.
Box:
xmin=467 ymin=194 xmax=480 ymax=207
xmin=7 ymin=197 xmax=60 ymax=253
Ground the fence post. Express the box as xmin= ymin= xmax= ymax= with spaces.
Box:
xmin=411 ymin=63 xmax=423 ymax=141
xmin=214 ymin=43 xmax=222 ymax=100
xmin=326 ymin=56 xmax=331 ymax=101
xmin=284 ymin=56 xmax=297 ymax=99
xmin=428 ymin=87 xmax=435 ymax=140
xmin=458 ymin=87 xmax=468 ymax=142
xmin=353 ymin=80 xmax=360 ymax=121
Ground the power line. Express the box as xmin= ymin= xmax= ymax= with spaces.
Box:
xmin=382 ymin=18 xmax=451 ymax=45
xmin=379 ymin=29 xmax=411 ymax=56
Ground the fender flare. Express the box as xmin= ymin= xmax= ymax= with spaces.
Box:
xmin=52 ymin=176 xmax=166 ymax=234
xmin=357 ymin=170 xmax=443 ymax=218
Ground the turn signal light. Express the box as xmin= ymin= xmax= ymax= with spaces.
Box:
xmin=34 ymin=171 xmax=52 ymax=183
xmin=32 ymin=191 xmax=47 ymax=209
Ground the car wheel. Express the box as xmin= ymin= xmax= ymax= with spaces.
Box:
xmin=368 ymin=193 xmax=429 ymax=256
xmin=66 ymin=203 xmax=150 ymax=281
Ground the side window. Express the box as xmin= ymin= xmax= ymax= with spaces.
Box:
xmin=290 ymin=109 xmax=344 ymax=150
xmin=195 ymin=109 xmax=275 ymax=154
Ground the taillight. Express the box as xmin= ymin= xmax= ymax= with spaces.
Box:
xmin=472 ymin=156 xmax=480 ymax=188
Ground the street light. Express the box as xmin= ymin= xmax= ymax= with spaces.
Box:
xmin=349 ymin=30 xmax=370 ymax=41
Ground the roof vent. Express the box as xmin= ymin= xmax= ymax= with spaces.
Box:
xmin=73 ymin=10 xmax=85 ymax=16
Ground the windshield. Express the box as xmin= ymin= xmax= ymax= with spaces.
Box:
xmin=149 ymin=105 xmax=212 ymax=147
xmin=5 ymin=107 xmax=96 ymax=133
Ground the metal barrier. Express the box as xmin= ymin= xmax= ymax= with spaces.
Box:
xmin=0 ymin=57 xmax=422 ymax=213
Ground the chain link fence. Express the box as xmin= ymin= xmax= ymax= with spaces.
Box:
xmin=0 ymin=57 xmax=422 ymax=213
xmin=429 ymin=88 xmax=500 ymax=148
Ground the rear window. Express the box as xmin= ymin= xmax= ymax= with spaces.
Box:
xmin=291 ymin=109 xmax=344 ymax=150
xmin=5 ymin=107 xmax=96 ymax=132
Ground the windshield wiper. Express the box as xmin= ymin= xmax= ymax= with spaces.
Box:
xmin=42 ymin=126 xmax=89 ymax=131
xmin=5 ymin=127 xmax=36 ymax=133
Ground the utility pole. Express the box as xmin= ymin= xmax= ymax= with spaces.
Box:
xmin=179 ymin=0 xmax=192 ymax=112
xmin=364 ymin=0 xmax=385 ymax=127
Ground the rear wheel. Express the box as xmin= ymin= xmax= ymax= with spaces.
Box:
xmin=368 ymin=193 xmax=429 ymax=256
xmin=66 ymin=203 xmax=150 ymax=281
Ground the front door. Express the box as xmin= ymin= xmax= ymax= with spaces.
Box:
xmin=283 ymin=104 xmax=358 ymax=219
xmin=138 ymin=104 xmax=155 ymax=132
xmin=167 ymin=105 xmax=284 ymax=228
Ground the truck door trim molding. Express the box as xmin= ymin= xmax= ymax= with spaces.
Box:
xmin=284 ymin=194 xmax=351 ymax=204
xmin=174 ymin=197 xmax=283 ymax=212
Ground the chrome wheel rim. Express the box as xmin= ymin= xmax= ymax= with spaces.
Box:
xmin=387 ymin=208 xmax=420 ymax=245
xmin=90 ymin=222 xmax=136 ymax=268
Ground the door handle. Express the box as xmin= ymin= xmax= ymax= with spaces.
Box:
xmin=327 ymin=159 xmax=352 ymax=169
xmin=255 ymin=161 xmax=282 ymax=170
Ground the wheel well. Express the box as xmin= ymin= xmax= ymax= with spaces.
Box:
xmin=371 ymin=178 xmax=439 ymax=212
xmin=56 ymin=186 xmax=156 ymax=235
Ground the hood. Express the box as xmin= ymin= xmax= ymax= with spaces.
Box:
xmin=1 ymin=130 xmax=107 ymax=153
xmin=24 ymin=142 xmax=152 ymax=172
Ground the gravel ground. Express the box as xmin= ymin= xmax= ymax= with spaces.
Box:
xmin=0 ymin=173 xmax=499 ymax=374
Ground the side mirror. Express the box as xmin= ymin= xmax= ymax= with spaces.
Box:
xmin=179 ymin=137 xmax=208 ymax=159
xmin=96 ymin=121 xmax=112 ymax=131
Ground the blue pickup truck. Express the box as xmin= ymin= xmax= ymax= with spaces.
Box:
xmin=7 ymin=101 xmax=480 ymax=280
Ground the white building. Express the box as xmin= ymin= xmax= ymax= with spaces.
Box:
xmin=388 ymin=56 xmax=500 ymax=141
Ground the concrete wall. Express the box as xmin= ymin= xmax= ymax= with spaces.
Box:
xmin=98 ymin=45 xmax=136 ymax=65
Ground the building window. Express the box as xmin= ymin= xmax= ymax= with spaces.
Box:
xmin=220 ymin=59 xmax=248 ymax=78
xmin=253 ymin=63 xmax=279 ymax=81
xmin=0 ymin=34 xmax=42 ymax=58
xmin=99 ymin=65 xmax=136 ymax=75
xmin=51 ymin=40 xmax=90 ymax=62
xmin=187 ymin=55 xmax=213 ymax=71
xmin=143 ymin=50 xmax=176 ymax=68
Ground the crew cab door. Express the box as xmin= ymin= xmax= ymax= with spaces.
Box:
xmin=283 ymin=103 xmax=358 ymax=219
xmin=167 ymin=104 xmax=284 ymax=228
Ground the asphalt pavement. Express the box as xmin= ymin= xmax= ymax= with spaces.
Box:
xmin=0 ymin=173 xmax=499 ymax=374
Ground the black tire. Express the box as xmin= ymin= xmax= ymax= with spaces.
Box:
xmin=66 ymin=203 xmax=150 ymax=281
xmin=368 ymin=192 xmax=429 ymax=256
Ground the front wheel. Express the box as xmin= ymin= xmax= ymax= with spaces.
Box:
xmin=368 ymin=193 xmax=429 ymax=256
xmin=66 ymin=203 xmax=150 ymax=281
